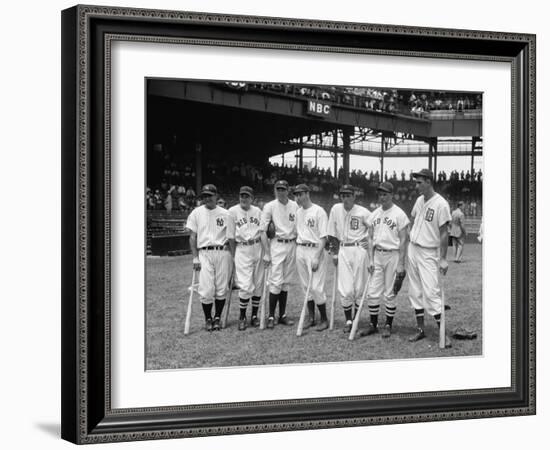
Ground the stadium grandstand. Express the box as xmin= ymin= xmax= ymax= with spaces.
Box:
xmin=146 ymin=80 xmax=482 ymax=255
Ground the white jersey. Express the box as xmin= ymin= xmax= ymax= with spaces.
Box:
xmin=296 ymin=203 xmax=328 ymax=245
xmin=261 ymin=199 xmax=298 ymax=239
xmin=227 ymin=204 xmax=262 ymax=242
xmin=327 ymin=203 xmax=371 ymax=243
xmin=368 ymin=204 xmax=409 ymax=250
xmin=185 ymin=205 xmax=229 ymax=248
xmin=409 ymin=193 xmax=451 ymax=248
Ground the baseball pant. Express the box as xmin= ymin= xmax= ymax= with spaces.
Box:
xmin=235 ymin=243 xmax=264 ymax=299
xmin=268 ymin=240 xmax=296 ymax=295
xmin=337 ymin=246 xmax=368 ymax=308
xmin=198 ymin=249 xmax=232 ymax=304
xmin=367 ymin=250 xmax=398 ymax=310
xmin=296 ymin=246 xmax=328 ymax=305
xmin=406 ymin=243 xmax=442 ymax=316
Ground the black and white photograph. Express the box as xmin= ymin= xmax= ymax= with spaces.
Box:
xmin=145 ymin=79 xmax=483 ymax=370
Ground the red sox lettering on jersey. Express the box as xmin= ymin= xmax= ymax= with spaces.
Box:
xmin=227 ymin=204 xmax=265 ymax=302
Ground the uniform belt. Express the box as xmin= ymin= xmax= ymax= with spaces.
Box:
xmin=277 ymin=238 xmax=296 ymax=243
xmin=297 ymin=242 xmax=318 ymax=248
xmin=341 ymin=241 xmax=361 ymax=247
xmin=199 ymin=245 xmax=227 ymax=251
xmin=375 ymin=247 xmax=397 ymax=252
xmin=237 ymin=238 xmax=261 ymax=246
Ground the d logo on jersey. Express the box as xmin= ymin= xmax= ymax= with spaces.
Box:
xmin=350 ymin=217 xmax=360 ymax=230
xmin=425 ymin=208 xmax=435 ymax=222
xmin=216 ymin=217 xmax=225 ymax=227
xmin=289 ymin=213 xmax=295 ymax=222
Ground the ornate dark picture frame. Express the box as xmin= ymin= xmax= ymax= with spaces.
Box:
xmin=61 ymin=5 xmax=536 ymax=444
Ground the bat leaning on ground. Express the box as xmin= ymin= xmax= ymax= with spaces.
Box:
xmin=259 ymin=267 xmax=269 ymax=330
xmin=184 ymin=269 xmax=198 ymax=336
xmin=329 ymin=268 xmax=338 ymax=331
xmin=348 ymin=272 xmax=371 ymax=341
xmin=221 ymin=273 xmax=235 ymax=329
xmin=296 ymin=269 xmax=314 ymax=337
xmin=440 ymin=278 xmax=446 ymax=349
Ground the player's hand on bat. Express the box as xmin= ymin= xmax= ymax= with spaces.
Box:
xmin=312 ymin=257 xmax=320 ymax=272
xmin=439 ymin=258 xmax=449 ymax=275
xmin=368 ymin=264 xmax=375 ymax=274
xmin=192 ymin=257 xmax=201 ymax=271
xmin=263 ymin=254 xmax=271 ymax=267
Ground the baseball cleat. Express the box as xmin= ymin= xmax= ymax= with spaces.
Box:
xmin=381 ymin=324 xmax=392 ymax=338
xmin=303 ymin=318 xmax=316 ymax=330
xmin=266 ymin=317 xmax=275 ymax=329
xmin=250 ymin=316 xmax=260 ymax=327
xmin=359 ymin=324 xmax=378 ymax=337
xmin=408 ymin=328 xmax=425 ymax=342
xmin=316 ymin=320 xmax=329 ymax=332
xmin=444 ymin=304 xmax=451 ymax=311
xmin=238 ymin=318 xmax=247 ymax=331
xmin=205 ymin=318 xmax=213 ymax=332
xmin=343 ymin=320 xmax=352 ymax=333
xmin=278 ymin=315 xmax=294 ymax=326
xmin=212 ymin=317 xmax=221 ymax=331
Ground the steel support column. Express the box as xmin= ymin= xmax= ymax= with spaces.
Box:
xmin=195 ymin=142 xmax=202 ymax=193
xmin=343 ymin=129 xmax=351 ymax=184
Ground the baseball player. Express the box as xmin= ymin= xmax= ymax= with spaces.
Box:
xmin=261 ymin=180 xmax=299 ymax=329
xmin=294 ymin=184 xmax=330 ymax=331
xmin=327 ymin=184 xmax=371 ymax=333
xmin=450 ymin=201 xmax=467 ymax=263
xmin=186 ymin=184 xmax=233 ymax=332
xmin=406 ymin=169 xmax=452 ymax=347
xmin=227 ymin=186 xmax=270 ymax=330
xmin=360 ymin=182 xmax=409 ymax=338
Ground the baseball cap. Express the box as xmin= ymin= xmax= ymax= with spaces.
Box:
xmin=339 ymin=184 xmax=355 ymax=194
xmin=200 ymin=184 xmax=218 ymax=196
xmin=293 ymin=183 xmax=310 ymax=194
xmin=274 ymin=180 xmax=289 ymax=190
xmin=412 ymin=168 xmax=434 ymax=181
xmin=239 ymin=186 xmax=254 ymax=196
xmin=377 ymin=181 xmax=394 ymax=194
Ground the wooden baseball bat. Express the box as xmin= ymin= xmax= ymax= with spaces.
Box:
xmin=221 ymin=273 xmax=234 ymax=329
xmin=259 ymin=266 xmax=269 ymax=330
xmin=439 ymin=282 xmax=446 ymax=349
xmin=349 ymin=272 xmax=371 ymax=341
xmin=296 ymin=269 xmax=313 ymax=337
xmin=184 ymin=269 xmax=197 ymax=335
xmin=329 ymin=267 xmax=338 ymax=331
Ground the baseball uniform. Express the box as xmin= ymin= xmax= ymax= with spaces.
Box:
xmin=227 ymin=204 xmax=265 ymax=308
xmin=367 ymin=204 xmax=409 ymax=321
xmin=327 ymin=203 xmax=371 ymax=309
xmin=261 ymin=199 xmax=298 ymax=295
xmin=450 ymin=207 xmax=466 ymax=262
xmin=407 ymin=193 xmax=451 ymax=316
xmin=186 ymin=205 xmax=232 ymax=304
xmin=296 ymin=203 xmax=329 ymax=305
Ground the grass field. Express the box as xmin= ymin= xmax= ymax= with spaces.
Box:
xmin=146 ymin=243 xmax=482 ymax=370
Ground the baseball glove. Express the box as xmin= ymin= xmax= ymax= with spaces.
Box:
xmin=266 ymin=221 xmax=276 ymax=239
xmin=451 ymin=327 xmax=478 ymax=340
xmin=392 ymin=271 xmax=406 ymax=295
